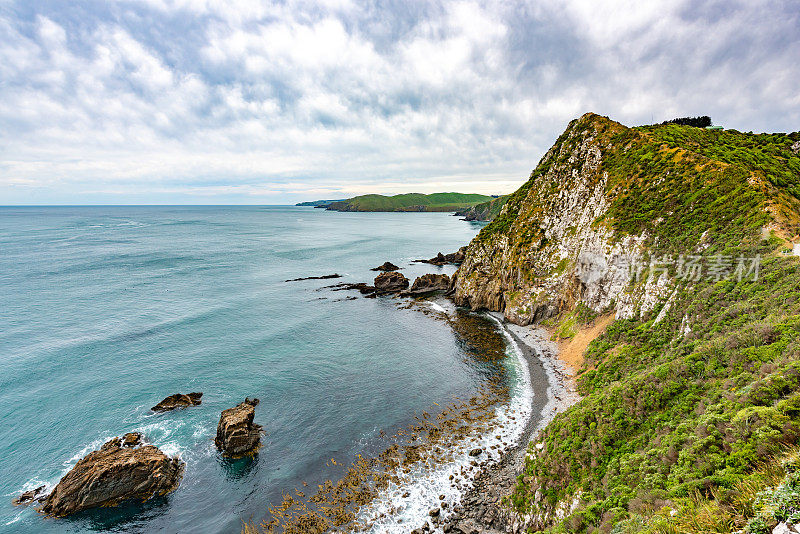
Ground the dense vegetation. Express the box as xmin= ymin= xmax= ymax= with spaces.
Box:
xmin=325 ymin=192 xmax=494 ymax=212
xmin=659 ymin=116 xmax=712 ymax=128
xmin=488 ymin=116 xmax=800 ymax=532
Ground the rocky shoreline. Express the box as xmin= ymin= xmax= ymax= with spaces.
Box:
xmin=313 ymin=256 xmax=580 ymax=534
xmin=427 ymin=321 xmax=580 ymax=534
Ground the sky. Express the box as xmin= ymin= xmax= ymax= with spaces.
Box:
xmin=1 ymin=0 xmax=799 ymax=205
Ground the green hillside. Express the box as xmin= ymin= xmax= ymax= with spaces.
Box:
xmin=325 ymin=192 xmax=494 ymax=212
xmin=454 ymin=113 xmax=800 ymax=533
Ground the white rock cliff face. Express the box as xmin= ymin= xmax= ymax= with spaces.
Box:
xmin=454 ymin=114 xmax=672 ymax=325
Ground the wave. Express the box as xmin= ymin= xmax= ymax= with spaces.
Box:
xmin=352 ymin=316 xmax=534 ymax=532
xmin=15 ymin=416 xmax=193 ymax=507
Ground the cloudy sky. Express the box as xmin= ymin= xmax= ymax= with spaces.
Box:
xmin=1 ymin=0 xmax=798 ymax=205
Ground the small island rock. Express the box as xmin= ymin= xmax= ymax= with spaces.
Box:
xmin=151 ymin=392 xmax=202 ymax=412
xmin=41 ymin=436 xmax=184 ymax=517
xmin=371 ymin=261 xmax=400 ymax=271
xmin=409 ymin=273 xmax=451 ymax=294
xmin=215 ymin=398 xmax=262 ymax=457
xmin=374 ymin=271 xmax=409 ymax=292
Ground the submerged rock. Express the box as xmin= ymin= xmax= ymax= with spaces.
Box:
xmin=371 ymin=261 xmax=400 ymax=271
xmin=374 ymin=271 xmax=409 ymax=293
xmin=329 ymin=282 xmax=376 ymax=295
xmin=215 ymin=398 xmax=262 ymax=457
xmin=408 ymin=273 xmax=451 ymax=294
xmin=12 ymin=485 xmax=47 ymax=506
xmin=151 ymin=392 xmax=203 ymax=412
xmin=41 ymin=436 xmax=184 ymax=517
xmin=285 ymin=273 xmax=342 ymax=282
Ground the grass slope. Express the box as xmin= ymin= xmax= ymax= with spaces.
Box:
xmin=326 ymin=192 xmax=494 ymax=212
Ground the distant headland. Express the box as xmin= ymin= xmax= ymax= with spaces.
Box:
xmin=297 ymin=192 xmax=497 ymax=213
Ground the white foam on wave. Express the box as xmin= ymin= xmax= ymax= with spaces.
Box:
xmin=13 ymin=431 xmax=115 ymax=501
xmin=504 ymin=323 xmax=579 ymax=432
xmin=4 ymin=512 xmax=23 ymax=526
xmin=16 ymin=415 xmax=193 ymax=501
xmin=429 ymin=302 xmax=447 ymax=313
xmin=136 ymin=418 xmax=188 ymax=458
xmin=352 ymin=316 xmax=534 ymax=533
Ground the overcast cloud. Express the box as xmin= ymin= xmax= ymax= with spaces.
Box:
xmin=1 ymin=0 xmax=798 ymax=204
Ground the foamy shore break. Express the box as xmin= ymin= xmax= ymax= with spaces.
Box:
xmin=401 ymin=309 xmax=580 ymax=534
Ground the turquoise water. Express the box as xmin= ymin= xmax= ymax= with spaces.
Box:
xmin=0 ymin=206 xmax=526 ymax=533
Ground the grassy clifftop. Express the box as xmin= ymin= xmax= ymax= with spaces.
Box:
xmin=453 ymin=113 xmax=800 ymax=532
xmin=325 ymin=192 xmax=494 ymax=212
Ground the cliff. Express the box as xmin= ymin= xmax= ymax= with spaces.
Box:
xmin=454 ymin=113 xmax=800 ymax=325
xmin=454 ymin=194 xmax=509 ymax=221
xmin=453 ymin=113 xmax=800 ymax=532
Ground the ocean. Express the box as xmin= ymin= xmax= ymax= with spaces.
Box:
xmin=0 ymin=206 xmax=536 ymax=533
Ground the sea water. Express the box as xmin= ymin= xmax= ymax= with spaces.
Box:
xmin=0 ymin=206 xmax=536 ymax=533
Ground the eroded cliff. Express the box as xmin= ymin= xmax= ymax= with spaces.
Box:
xmin=452 ymin=113 xmax=800 ymax=532
xmin=454 ymin=112 xmax=795 ymax=326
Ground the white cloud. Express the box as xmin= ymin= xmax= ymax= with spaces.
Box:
xmin=1 ymin=0 xmax=799 ymax=204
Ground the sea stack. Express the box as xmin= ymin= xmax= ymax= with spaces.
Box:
xmin=215 ymin=398 xmax=262 ymax=457
xmin=41 ymin=435 xmax=184 ymax=517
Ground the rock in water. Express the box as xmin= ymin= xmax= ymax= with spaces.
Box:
xmin=426 ymin=252 xmax=447 ymax=265
xmin=215 ymin=398 xmax=262 ymax=457
xmin=151 ymin=392 xmax=202 ymax=412
xmin=444 ymin=246 xmax=467 ymax=264
xmin=13 ymin=485 xmax=47 ymax=506
xmin=413 ymin=252 xmax=451 ymax=266
xmin=41 ymin=436 xmax=184 ymax=517
xmin=409 ymin=273 xmax=451 ymax=294
xmin=371 ymin=261 xmax=400 ymax=271
xmin=374 ymin=271 xmax=409 ymax=292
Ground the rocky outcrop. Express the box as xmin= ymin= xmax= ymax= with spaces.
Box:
xmin=445 ymin=247 xmax=467 ymax=264
xmin=454 ymin=114 xmax=671 ymax=326
xmin=408 ymin=273 xmax=451 ymax=294
xmin=454 ymin=195 xmax=509 ymax=222
xmin=413 ymin=248 xmax=466 ymax=266
xmin=41 ymin=435 xmax=184 ymax=517
xmin=415 ymin=252 xmax=448 ymax=266
xmin=121 ymin=432 xmax=142 ymax=447
xmin=373 ymin=272 xmax=409 ymax=293
xmin=151 ymin=392 xmax=202 ymax=412
xmin=371 ymin=261 xmax=400 ymax=271
xmin=215 ymin=398 xmax=262 ymax=457
xmin=285 ymin=274 xmax=342 ymax=282
xmin=13 ymin=485 xmax=47 ymax=506
xmin=329 ymin=282 xmax=376 ymax=295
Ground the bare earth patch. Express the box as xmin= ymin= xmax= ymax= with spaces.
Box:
xmin=553 ymin=314 xmax=615 ymax=373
